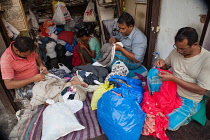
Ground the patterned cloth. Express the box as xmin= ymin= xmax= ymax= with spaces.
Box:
xmin=147 ymin=68 xmax=162 ymax=95
xmin=15 ymin=83 xmax=35 ymax=101
xmin=9 ymin=93 xmax=103 ymax=140
xmin=111 ymin=51 xmax=139 ymax=69
xmin=48 ymin=67 xmax=66 ymax=79
xmin=167 ymin=96 xmax=201 ymax=131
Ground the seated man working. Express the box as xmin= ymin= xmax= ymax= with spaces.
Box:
xmin=109 ymin=12 xmax=147 ymax=70
xmin=0 ymin=36 xmax=48 ymax=100
xmin=0 ymin=36 xmax=88 ymax=101
xmin=154 ymin=27 xmax=210 ymax=130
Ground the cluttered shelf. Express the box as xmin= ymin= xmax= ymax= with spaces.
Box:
xmin=98 ymin=2 xmax=117 ymax=7
xmin=32 ymin=2 xmax=88 ymax=10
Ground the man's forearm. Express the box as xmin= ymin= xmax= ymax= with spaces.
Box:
xmin=117 ymin=47 xmax=139 ymax=62
xmin=172 ymin=76 xmax=207 ymax=95
xmin=4 ymin=77 xmax=35 ymax=89
xmin=36 ymin=57 xmax=44 ymax=67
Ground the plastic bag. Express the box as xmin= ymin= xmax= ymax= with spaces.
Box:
xmin=91 ymin=81 xmax=114 ymax=110
xmin=28 ymin=9 xmax=39 ymax=29
xmin=52 ymin=1 xmax=72 ymax=22
xmin=108 ymin=75 xmax=144 ymax=103
xmin=58 ymin=63 xmax=71 ymax=74
xmin=97 ymin=87 xmax=146 ymax=140
xmin=83 ymin=1 xmax=96 ymax=22
xmin=52 ymin=2 xmax=66 ymax=25
xmin=42 ymin=102 xmax=85 ymax=140
xmin=105 ymin=60 xmax=129 ymax=81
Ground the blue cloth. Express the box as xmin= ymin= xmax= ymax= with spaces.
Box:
xmin=64 ymin=38 xmax=78 ymax=53
xmin=127 ymin=65 xmax=147 ymax=78
xmin=112 ymin=26 xmax=147 ymax=64
xmin=111 ymin=51 xmax=139 ymax=69
xmin=167 ymin=97 xmax=201 ymax=131
xmin=147 ymin=68 xmax=162 ymax=94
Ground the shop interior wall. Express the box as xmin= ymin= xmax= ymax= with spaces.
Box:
xmin=203 ymin=22 xmax=210 ymax=51
xmin=124 ymin=0 xmax=147 ymax=33
xmin=156 ymin=0 xmax=208 ymax=60
xmin=0 ymin=33 xmax=7 ymax=56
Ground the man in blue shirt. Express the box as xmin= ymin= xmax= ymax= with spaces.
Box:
xmin=109 ymin=12 xmax=147 ymax=69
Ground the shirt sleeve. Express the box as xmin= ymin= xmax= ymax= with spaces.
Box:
xmin=165 ymin=50 xmax=175 ymax=68
xmin=112 ymin=33 xmax=121 ymax=41
xmin=0 ymin=57 xmax=15 ymax=80
xmin=132 ymin=35 xmax=147 ymax=63
xmin=197 ymin=59 xmax=210 ymax=90
xmin=89 ymin=38 xmax=97 ymax=51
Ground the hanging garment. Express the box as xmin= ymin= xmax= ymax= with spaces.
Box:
xmin=95 ymin=43 xmax=116 ymax=67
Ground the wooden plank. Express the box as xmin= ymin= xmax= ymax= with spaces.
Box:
xmin=143 ymin=0 xmax=160 ymax=69
xmin=0 ymin=79 xmax=18 ymax=114
xmin=0 ymin=13 xmax=11 ymax=47
xmin=199 ymin=10 xmax=210 ymax=46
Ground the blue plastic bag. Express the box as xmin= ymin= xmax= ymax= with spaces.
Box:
xmin=108 ymin=75 xmax=144 ymax=103
xmin=97 ymin=87 xmax=145 ymax=140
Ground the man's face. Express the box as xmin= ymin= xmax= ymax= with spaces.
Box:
xmin=13 ymin=46 xmax=31 ymax=59
xmin=174 ymin=39 xmax=193 ymax=57
xmin=80 ymin=35 xmax=89 ymax=43
xmin=118 ymin=23 xmax=134 ymax=36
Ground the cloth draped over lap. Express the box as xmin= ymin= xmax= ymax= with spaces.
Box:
xmin=30 ymin=75 xmax=87 ymax=107
xmin=141 ymin=68 xmax=182 ymax=140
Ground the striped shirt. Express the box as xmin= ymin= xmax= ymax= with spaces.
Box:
xmin=0 ymin=42 xmax=39 ymax=80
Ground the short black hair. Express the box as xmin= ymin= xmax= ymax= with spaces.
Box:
xmin=117 ymin=12 xmax=135 ymax=26
xmin=14 ymin=36 xmax=36 ymax=52
xmin=76 ymin=29 xmax=90 ymax=38
xmin=175 ymin=27 xmax=198 ymax=46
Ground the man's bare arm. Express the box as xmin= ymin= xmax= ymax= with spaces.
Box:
xmin=4 ymin=74 xmax=45 ymax=89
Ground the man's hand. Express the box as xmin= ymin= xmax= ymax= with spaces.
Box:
xmin=115 ymin=44 xmax=123 ymax=51
xmin=109 ymin=38 xmax=117 ymax=44
xmin=40 ymin=65 xmax=48 ymax=74
xmin=154 ymin=59 xmax=166 ymax=68
xmin=32 ymin=74 xmax=46 ymax=82
xmin=157 ymin=71 xmax=176 ymax=81
xmin=79 ymin=44 xmax=86 ymax=49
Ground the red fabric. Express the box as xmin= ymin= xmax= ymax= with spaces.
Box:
xmin=72 ymin=43 xmax=90 ymax=66
xmin=39 ymin=19 xmax=55 ymax=37
xmin=141 ymin=69 xmax=182 ymax=140
xmin=58 ymin=31 xmax=74 ymax=44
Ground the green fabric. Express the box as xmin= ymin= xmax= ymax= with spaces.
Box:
xmin=89 ymin=37 xmax=101 ymax=61
xmin=191 ymin=97 xmax=207 ymax=126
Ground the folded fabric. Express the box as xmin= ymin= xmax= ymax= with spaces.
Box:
xmin=147 ymin=68 xmax=162 ymax=95
xmin=58 ymin=31 xmax=74 ymax=44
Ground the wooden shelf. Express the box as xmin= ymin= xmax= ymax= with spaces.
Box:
xmin=98 ymin=2 xmax=117 ymax=7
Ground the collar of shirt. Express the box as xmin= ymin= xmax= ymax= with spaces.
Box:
xmin=121 ymin=26 xmax=136 ymax=40
xmin=128 ymin=26 xmax=136 ymax=39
